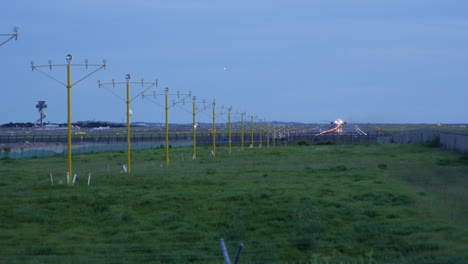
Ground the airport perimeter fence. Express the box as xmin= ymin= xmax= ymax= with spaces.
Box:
xmin=289 ymin=134 xmax=378 ymax=144
xmin=0 ymin=132 xmax=377 ymax=159
xmin=0 ymin=134 xmax=193 ymax=159
xmin=0 ymin=133 xmax=274 ymax=159
xmin=377 ymin=130 xmax=468 ymax=155
xmin=1 ymin=131 xmax=467 ymax=159
xmin=0 ymin=132 xmax=268 ymax=145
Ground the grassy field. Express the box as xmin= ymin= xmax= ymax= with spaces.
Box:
xmin=0 ymin=143 xmax=467 ymax=263
xmin=370 ymin=124 xmax=468 ymax=134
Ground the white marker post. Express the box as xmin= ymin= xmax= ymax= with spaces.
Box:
xmin=50 ymin=173 xmax=54 ymax=185
xmin=88 ymin=173 xmax=91 ymax=186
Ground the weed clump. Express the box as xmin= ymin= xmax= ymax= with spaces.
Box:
xmin=391 ymin=194 xmax=414 ymax=206
xmin=205 ymin=168 xmax=217 ymax=175
xmin=425 ymin=136 xmax=440 ymax=148
xmin=220 ymin=207 xmax=252 ymax=241
xmin=436 ymin=158 xmax=451 ymax=166
xmin=363 ymin=209 xmax=378 ymax=218
xmin=378 ymin=163 xmax=388 ymax=170
xmin=120 ymin=211 xmax=133 ymax=222
xmin=437 ymin=156 xmax=468 ymax=166
xmin=314 ymin=141 xmax=335 ymax=145
xmin=331 ymin=165 xmax=348 ymax=172
xmin=1 ymin=146 xmax=11 ymax=159
xmin=289 ymin=198 xmax=324 ymax=252
xmin=457 ymin=156 xmax=468 ymax=165
xmin=93 ymin=204 xmax=109 ymax=213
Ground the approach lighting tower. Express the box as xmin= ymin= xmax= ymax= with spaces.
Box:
xmin=0 ymin=27 xmax=18 ymax=47
xmin=31 ymin=54 xmax=107 ymax=184
xmin=36 ymin=101 xmax=47 ymax=127
xmin=141 ymin=87 xmax=191 ymax=167
xmin=98 ymin=75 xmax=158 ymax=173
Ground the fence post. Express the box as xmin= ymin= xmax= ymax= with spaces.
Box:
xmin=219 ymin=239 xmax=231 ymax=264
xmin=233 ymin=243 xmax=244 ymax=264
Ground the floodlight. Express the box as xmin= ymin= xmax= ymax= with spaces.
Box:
xmin=125 ymin=74 xmax=131 ymax=80
xmin=66 ymin=54 xmax=73 ymax=63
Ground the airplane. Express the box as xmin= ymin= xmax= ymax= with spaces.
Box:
xmin=331 ymin=119 xmax=347 ymax=125
xmin=315 ymin=119 xmax=347 ymax=136
xmin=92 ymin=126 xmax=110 ymax=131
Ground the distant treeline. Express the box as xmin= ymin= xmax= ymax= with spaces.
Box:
xmin=1 ymin=122 xmax=35 ymax=128
xmin=78 ymin=121 xmax=125 ymax=128
xmin=1 ymin=121 xmax=125 ymax=128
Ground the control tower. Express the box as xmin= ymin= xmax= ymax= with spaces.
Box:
xmin=36 ymin=101 xmax=47 ymax=127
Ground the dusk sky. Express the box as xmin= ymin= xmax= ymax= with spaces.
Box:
xmin=1 ymin=0 xmax=468 ymax=124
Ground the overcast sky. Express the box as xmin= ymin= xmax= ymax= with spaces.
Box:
xmin=1 ymin=0 xmax=467 ymax=124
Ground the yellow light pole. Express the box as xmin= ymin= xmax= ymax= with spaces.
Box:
xmin=192 ymin=96 xmax=197 ymax=160
xmin=98 ymin=77 xmax=158 ymax=173
xmin=165 ymin=87 xmax=170 ymax=167
xmin=273 ymin=127 xmax=277 ymax=147
xmin=228 ymin=107 xmax=232 ymax=153
xmin=266 ymin=125 xmax=270 ymax=148
xmin=140 ymin=88 xmax=191 ymax=167
xmin=212 ymin=100 xmax=217 ymax=156
xmin=241 ymin=113 xmax=245 ymax=151
xmin=189 ymin=96 xmax=211 ymax=160
xmin=250 ymin=116 xmax=254 ymax=148
xmin=125 ymin=74 xmax=132 ymax=172
xmin=66 ymin=55 xmax=73 ymax=180
xmin=211 ymin=103 xmax=230 ymax=155
xmin=259 ymin=119 xmax=263 ymax=148
xmin=32 ymin=54 xmax=106 ymax=184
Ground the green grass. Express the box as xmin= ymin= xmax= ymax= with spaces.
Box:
xmin=0 ymin=144 xmax=467 ymax=263
xmin=371 ymin=124 xmax=468 ymax=134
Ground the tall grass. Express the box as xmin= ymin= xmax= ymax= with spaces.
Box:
xmin=0 ymin=144 xmax=467 ymax=263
